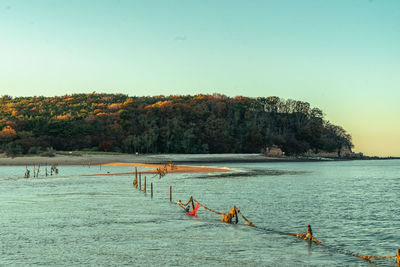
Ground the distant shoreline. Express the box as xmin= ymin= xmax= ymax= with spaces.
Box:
xmin=0 ymin=153 xmax=397 ymax=166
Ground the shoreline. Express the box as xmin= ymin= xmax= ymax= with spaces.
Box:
xmin=0 ymin=153 xmax=395 ymax=166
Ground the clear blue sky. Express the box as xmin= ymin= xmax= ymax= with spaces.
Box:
xmin=0 ymin=0 xmax=399 ymax=156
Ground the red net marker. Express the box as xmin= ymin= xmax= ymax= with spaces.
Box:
xmin=188 ymin=202 xmax=200 ymax=216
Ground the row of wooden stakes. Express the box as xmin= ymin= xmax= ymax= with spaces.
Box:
xmin=130 ymin=166 xmax=399 ymax=265
xmin=132 ymin=167 xmax=162 ymax=199
xmin=24 ymin=164 xmax=59 ymax=178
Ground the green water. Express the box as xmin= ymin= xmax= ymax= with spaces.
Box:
xmin=1 ymin=160 xmax=399 ymax=266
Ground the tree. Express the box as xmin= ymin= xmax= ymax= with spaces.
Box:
xmin=0 ymin=93 xmax=353 ymax=156
xmin=0 ymin=126 xmax=17 ymax=141
xmin=3 ymin=142 xmax=23 ymax=157
xmin=324 ymin=123 xmax=353 ymax=156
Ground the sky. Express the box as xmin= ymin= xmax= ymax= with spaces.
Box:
xmin=0 ymin=0 xmax=399 ymax=156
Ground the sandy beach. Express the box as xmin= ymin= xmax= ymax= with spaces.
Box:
xmin=0 ymin=153 xmax=286 ymax=166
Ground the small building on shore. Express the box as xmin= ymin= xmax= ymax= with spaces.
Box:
xmin=265 ymin=145 xmax=283 ymax=157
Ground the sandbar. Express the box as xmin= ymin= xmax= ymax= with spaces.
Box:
xmin=81 ymin=162 xmax=229 ymax=176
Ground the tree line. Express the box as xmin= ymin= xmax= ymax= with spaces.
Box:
xmin=0 ymin=93 xmax=353 ymax=156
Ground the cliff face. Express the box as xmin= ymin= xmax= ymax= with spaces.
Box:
xmin=304 ymin=147 xmax=352 ymax=158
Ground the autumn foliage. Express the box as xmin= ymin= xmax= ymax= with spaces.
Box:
xmin=0 ymin=93 xmax=353 ymax=155
xmin=0 ymin=126 xmax=17 ymax=141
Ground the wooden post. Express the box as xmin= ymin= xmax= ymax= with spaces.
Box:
xmin=139 ymin=175 xmax=141 ymax=191
xmin=170 ymin=185 xmax=172 ymax=202
xmin=133 ymin=168 xmax=138 ymax=189
xmin=234 ymin=207 xmax=238 ymax=224
xmin=151 ymin=183 xmax=153 ymax=198
xmin=396 ymin=249 xmax=400 ymax=267
xmin=24 ymin=166 xmax=30 ymax=178
xmin=45 ymin=167 xmax=48 ymax=176
xmin=33 ymin=164 xmax=36 ymax=178
xmin=307 ymin=224 xmax=312 ymax=236
xmin=144 ymin=176 xmax=146 ymax=194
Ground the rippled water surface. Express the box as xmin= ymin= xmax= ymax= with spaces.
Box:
xmin=1 ymin=159 xmax=399 ymax=266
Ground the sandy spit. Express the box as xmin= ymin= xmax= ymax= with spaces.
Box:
xmin=81 ymin=162 xmax=229 ymax=176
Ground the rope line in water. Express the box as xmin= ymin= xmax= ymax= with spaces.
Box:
xmin=177 ymin=196 xmax=195 ymax=212
xmin=348 ymin=249 xmax=400 ymax=264
xmin=132 ymin=175 xmax=398 ymax=265
xmin=192 ymin=198 xmax=224 ymax=215
xmin=176 ymin=195 xmax=399 ymax=265
xmin=288 ymin=224 xmax=324 ymax=246
xmin=192 ymin=198 xmax=255 ymax=227
xmin=289 ymin=225 xmax=400 ymax=265
xmin=236 ymin=209 xmax=256 ymax=227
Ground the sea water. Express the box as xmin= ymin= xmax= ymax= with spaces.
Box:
xmin=1 ymin=159 xmax=399 ymax=266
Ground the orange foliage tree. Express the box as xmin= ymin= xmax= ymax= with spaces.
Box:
xmin=0 ymin=126 xmax=17 ymax=141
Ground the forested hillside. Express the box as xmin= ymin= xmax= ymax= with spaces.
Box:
xmin=0 ymin=93 xmax=353 ymax=156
